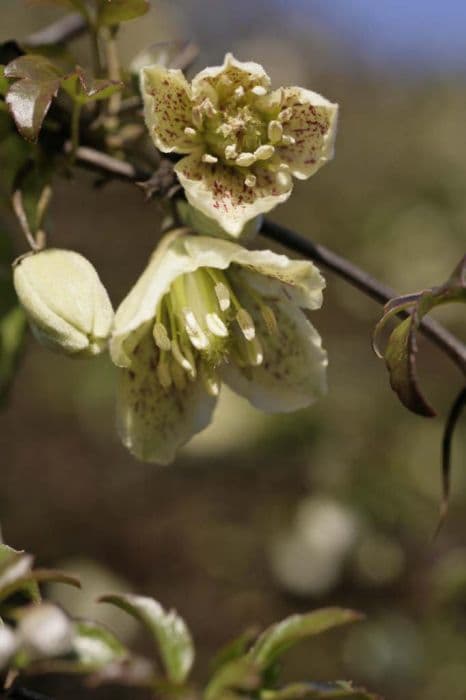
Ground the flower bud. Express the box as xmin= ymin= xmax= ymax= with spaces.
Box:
xmin=14 ymin=249 xmax=114 ymax=357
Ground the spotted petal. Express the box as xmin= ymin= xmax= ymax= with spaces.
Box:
xmin=182 ymin=236 xmax=325 ymax=310
xmin=191 ymin=52 xmax=270 ymax=101
xmin=140 ymin=65 xmax=195 ymax=153
xmin=221 ymin=301 xmax=327 ymax=412
xmin=117 ymin=334 xmax=217 ymax=464
xmin=111 ymin=231 xmax=202 ymax=366
xmin=175 ymin=155 xmax=292 ymax=237
xmin=275 ymin=87 xmax=338 ymax=179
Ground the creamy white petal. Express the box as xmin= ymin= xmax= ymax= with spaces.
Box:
xmin=175 ymin=156 xmax=292 ymax=238
xmin=182 ymin=236 xmax=325 ymax=310
xmin=191 ymin=53 xmax=271 ymax=100
xmin=274 ymin=87 xmax=338 ymax=179
xmin=140 ymin=65 xmax=195 ymax=154
xmin=116 ymin=334 xmax=217 ymax=465
xmin=222 ymin=301 xmax=327 ymax=412
xmin=111 ymin=231 xmax=202 ymax=367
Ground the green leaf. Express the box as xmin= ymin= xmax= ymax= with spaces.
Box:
xmin=34 ymin=620 xmax=129 ymax=674
xmin=0 ymin=549 xmax=39 ymax=606
xmin=374 ymin=255 xmax=466 ymax=417
xmin=73 ymin=620 xmax=127 ymax=669
xmin=210 ymin=627 xmax=258 ymax=673
xmin=0 ymin=66 xmax=9 ymax=96
xmin=4 ymin=55 xmax=61 ymax=141
xmin=0 ymin=306 xmax=27 ymax=407
xmin=250 ymin=609 xmax=363 ymax=669
xmin=261 ymin=681 xmax=380 ymax=699
xmin=0 ymin=568 xmax=80 ymax=605
xmin=0 ymin=129 xmax=32 ymax=195
xmin=100 ymin=593 xmax=194 ymax=684
xmin=61 ymin=66 xmax=122 ymax=104
xmin=205 ymin=656 xmax=260 ymax=700
xmin=97 ymin=0 xmax=150 ymax=26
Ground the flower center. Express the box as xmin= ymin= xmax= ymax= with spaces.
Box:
xmin=152 ymin=266 xmax=278 ymax=395
xmin=185 ymin=81 xmax=296 ymax=188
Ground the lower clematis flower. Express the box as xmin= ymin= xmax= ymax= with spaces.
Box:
xmin=111 ymin=230 xmax=327 ymax=464
xmin=140 ymin=53 xmax=338 ymax=238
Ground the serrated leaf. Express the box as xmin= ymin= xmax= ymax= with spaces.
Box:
xmin=374 ymin=255 xmax=466 ymax=417
xmin=97 ymin=0 xmax=150 ymax=26
xmin=61 ymin=67 xmax=122 ymax=104
xmin=4 ymin=55 xmax=61 ymax=141
xmin=261 ymin=681 xmax=380 ymax=699
xmin=100 ymin=593 xmax=194 ymax=684
xmin=250 ymin=609 xmax=363 ymax=669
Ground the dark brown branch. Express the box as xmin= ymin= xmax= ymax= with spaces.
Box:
xmin=7 ymin=686 xmax=53 ymax=700
xmin=260 ymin=219 xmax=466 ymax=374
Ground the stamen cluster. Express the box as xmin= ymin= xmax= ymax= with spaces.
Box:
xmin=186 ymin=80 xmax=295 ymax=191
xmin=150 ymin=266 xmax=277 ymax=395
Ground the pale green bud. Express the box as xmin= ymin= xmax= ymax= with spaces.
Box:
xmin=13 ymin=249 xmax=114 ymax=357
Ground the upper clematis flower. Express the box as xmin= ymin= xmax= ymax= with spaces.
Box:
xmin=111 ymin=230 xmax=327 ymax=465
xmin=140 ymin=53 xmax=338 ymax=237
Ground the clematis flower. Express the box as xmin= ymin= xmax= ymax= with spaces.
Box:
xmin=140 ymin=53 xmax=338 ymax=237
xmin=111 ymin=230 xmax=327 ymax=464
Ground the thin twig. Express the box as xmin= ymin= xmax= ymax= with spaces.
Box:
xmin=6 ymin=686 xmax=53 ymax=700
xmin=437 ymin=386 xmax=466 ymax=531
xmin=24 ymin=14 xmax=86 ymax=47
xmin=260 ymin=219 xmax=466 ymax=375
xmin=70 ymin=145 xmax=152 ymax=181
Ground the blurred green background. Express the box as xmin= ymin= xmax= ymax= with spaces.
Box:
xmin=1 ymin=1 xmax=465 ymax=699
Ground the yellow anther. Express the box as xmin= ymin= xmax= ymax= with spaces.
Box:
xmin=278 ymin=107 xmax=293 ymax=123
xmin=261 ymin=305 xmax=278 ymax=334
xmin=202 ymin=153 xmax=218 ymax=164
xmin=244 ymin=174 xmax=257 ymax=188
xmin=236 ymin=152 xmax=256 ymax=167
xmin=254 ymin=144 xmax=275 ymax=160
xmin=224 ymin=144 xmax=237 ymax=160
xmin=157 ymin=354 xmax=172 ymax=389
xmin=267 ymin=120 xmax=283 ymax=144
xmin=153 ymin=322 xmax=171 ymax=352
xmin=214 ymin=282 xmax=231 ymax=311
xmin=251 ymin=85 xmax=267 ymax=96
xmin=236 ymin=308 xmax=256 ymax=341
xmin=281 ymin=134 xmax=296 ymax=146
xmin=206 ymin=312 xmax=228 ymax=338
